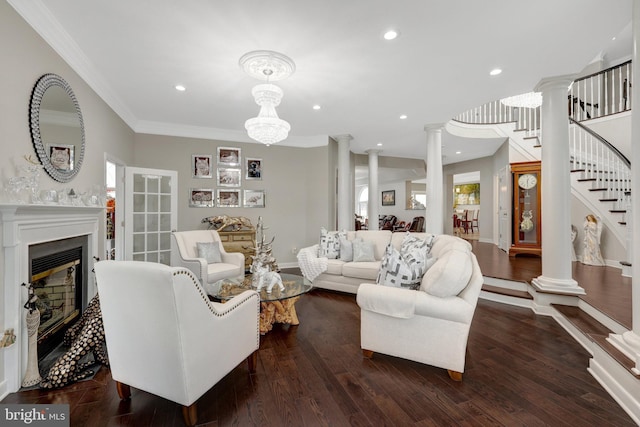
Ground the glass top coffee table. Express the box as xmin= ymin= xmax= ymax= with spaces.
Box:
xmin=207 ymin=273 xmax=312 ymax=334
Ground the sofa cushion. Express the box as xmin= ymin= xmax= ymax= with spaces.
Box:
xmin=197 ymin=242 xmax=222 ymax=263
xmin=342 ymin=261 xmax=380 ymax=280
xmin=421 ymin=248 xmax=472 ymax=297
xmin=325 ymin=258 xmax=345 ymax=275
xmin=318 ymin=228 xmax=345 ymax=259
xmin=353 ymin=238 xmax=376 ymax=262
xmin=430 ymin=235 xmax=471 ymax=257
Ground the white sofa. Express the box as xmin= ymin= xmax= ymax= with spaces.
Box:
xmin=299 ymin=230 xmax=472 ymax=294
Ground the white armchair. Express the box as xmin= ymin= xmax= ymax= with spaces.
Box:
xmin=357 ymin=236 xmax=483 ymax=381
xmin=94 ymin=260 xmax=260 ymax=426
xmin=172 ymin=230 xmax=245 ymax=286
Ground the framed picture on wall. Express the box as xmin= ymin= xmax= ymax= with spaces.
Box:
xmin=382 ymin=190 xmax=395 ymax=206
xmin=217 ymin=147 xmax=241 ymax=166
xmin=192 ymin=154 xmax=213 ymax=178
xmin=47 ymin=143 xmax=74 ymax=171
xmin=217 ymin=168 xmax=241 ymax=187
xmin=189 ymin=188 xmax=214 ymax=207
xmin=246 ymin=158 xmax=262 ymax=180
xmin=218 ymin=189 xmax=240 ymax=207
xmin=244 ymin=189 xmax=265 ymax=208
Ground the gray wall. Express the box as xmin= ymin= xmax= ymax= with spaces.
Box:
xmin=133 ymin=133 xmax=333 ymax=264
xmin=0 ymin=0 xmax=135 ymax=390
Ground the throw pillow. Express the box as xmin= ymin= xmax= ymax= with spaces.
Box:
xmin=197 ymin=242 xmax=222 ymax=264
xmin=377 ymin=243 xmax=436 ymax=289
xmin=421 ymin=248 xmax=472 ymax=297
xmin=318 ymin=228 xmax=345 ymax=259
xmin=400 ymin=232 xmax=436 ymax=257
xmin=352 ymin=239 xmax=376 ymax=262
xmin=339 ymin=237 xmax=354 ymax=262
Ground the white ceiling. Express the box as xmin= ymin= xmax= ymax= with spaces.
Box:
xmin=10 ymin=0 xmax=632 ymax=167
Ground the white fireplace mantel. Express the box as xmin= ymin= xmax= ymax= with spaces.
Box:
xmin=0 ymin=204 xmax=103 ymax=397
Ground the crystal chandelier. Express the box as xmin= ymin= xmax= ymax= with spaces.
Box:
xmin=239 ymin=50 xmax=295 ymax=146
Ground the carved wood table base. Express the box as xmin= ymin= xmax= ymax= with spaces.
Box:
xmin=259 ymin=296 xmax=300 ymax=334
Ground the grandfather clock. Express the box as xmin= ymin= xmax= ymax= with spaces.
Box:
xmin=510 ymin=161 xmax=541 ymax=257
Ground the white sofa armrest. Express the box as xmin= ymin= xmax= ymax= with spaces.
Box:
xmin=220 ymin=249 xmax=245 ymax=270
xmin=413 ymin=291 xmax=475 ymax=324
xmin=356 ymin=283 xmax=416 ymax=319
xmin=175 ymin=253 xmax=208 ymax=281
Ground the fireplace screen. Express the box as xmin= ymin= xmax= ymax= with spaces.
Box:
xmin=29 ymin=238 xmax=85 ymax=358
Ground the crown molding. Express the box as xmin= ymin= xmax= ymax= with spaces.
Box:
xmin=8 ymin=0 xmax=137 ymax=129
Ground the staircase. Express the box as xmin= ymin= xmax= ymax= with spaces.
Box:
xmin=449 ymin=60 xmax=632 ymax=273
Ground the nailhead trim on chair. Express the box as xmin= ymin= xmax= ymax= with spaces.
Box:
xmin=173 ymin=270 xmax=261 ymax=347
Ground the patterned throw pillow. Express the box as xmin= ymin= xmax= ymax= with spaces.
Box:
xmin=377 ymin=241 xmax=436 ymax=289
xmin=400 ymin=232 xmax=435 ymax=257
xmin=318 ymin=228 xmax=345 ymax=259
xmin=197 ymin=242 xmax=222 ymax=263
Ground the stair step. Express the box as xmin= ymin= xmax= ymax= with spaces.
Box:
xmin=625 ymin=191 xmax=631 ymax=196
xmin=571 ymin=169 xmax=586 ymax=173
xmin=591 ymin=334 xmax=640 ymax=378
xmin=619 ymin=221 xmax=627 ymax=225
xmin=533 ymin=144 xmax=541 ymax=148
xmin=610 ymin=210 xmax=626 ymax=213
xmin=578 ymin=178 xmax=596 ymax=182
xmin=482 ymin=284 xmax=533 ymax=300
xmin=553 ymin=304 xmax=640 ymax=379
xmin=599 ymin=198 xmax=618 ymax=202
xmin=620 ymin=261 xmax=632 ymax=267
xmin=589 ymin=188 xmax=608 ymax=192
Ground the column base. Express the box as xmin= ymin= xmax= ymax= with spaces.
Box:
xmin=531 ymin=275 xmax=585 ymax=295
xmin=608 ymin=332 xmax=640 ymax=375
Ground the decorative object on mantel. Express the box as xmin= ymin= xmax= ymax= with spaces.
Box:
xmin=202 ymin=215 xmax=254 ymax=232
xmin=21 ymin=282 xmax=42 ymax=388
xmin=239 ymin=50 xmax=295 ymax=146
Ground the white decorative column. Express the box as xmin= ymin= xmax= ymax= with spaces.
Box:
xmin=335 ymin=134 xmax=353 ymax=231
xmin=609 ymin=0 xmax=640 ymax=374
xmin=366 ymin=149 xmax=381 ymax=231
xmin=425 ymin=124 xmax=444 ymax=234
xmin=531 ymin=75 xmax=584 ymax=295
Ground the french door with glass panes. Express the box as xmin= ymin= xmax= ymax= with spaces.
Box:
xmin=124 ymin=167 xmax=177 ymax=264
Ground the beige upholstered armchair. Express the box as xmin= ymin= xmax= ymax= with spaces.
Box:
xmin=94 ymin=260 xmax=260 ymax=426
xmin=357 ymin=235 xmax=483 ymax=381
xmin=172 ymin=230 xmax=245 ymax=286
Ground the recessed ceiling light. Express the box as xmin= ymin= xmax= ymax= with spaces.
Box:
xmin=399 ymin=114 xmax=407 ymax=120
xmin=377 ymin=143 xmax=383 ymax=146
xmin=612 ymin=36 xmax=617 ymax=41
xmin=312 ymin=105 xmax=321 ymax=110
xmin=383 ymin=30 xmax=398 ymax=40
xmin=489 ymin=68 xmax=502 ymax=76
xmin=456 ymin=151 xmax=461 ymax=154
xmin=175 ymin=85 xmax=186 ymax=91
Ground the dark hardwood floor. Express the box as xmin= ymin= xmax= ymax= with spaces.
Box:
xmin=2 ymin=289 xmax=635 ymax=426
xmin=470 ymin=241 xmax=632 ymax=329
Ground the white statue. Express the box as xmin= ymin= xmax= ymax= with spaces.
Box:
xmin=570 ymin=225 xmax=578 ymax=262
xmin=253 ymin=265 xmax=284 ymax=293
xmin=582 ymin=214 xmax=605 ymax=266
